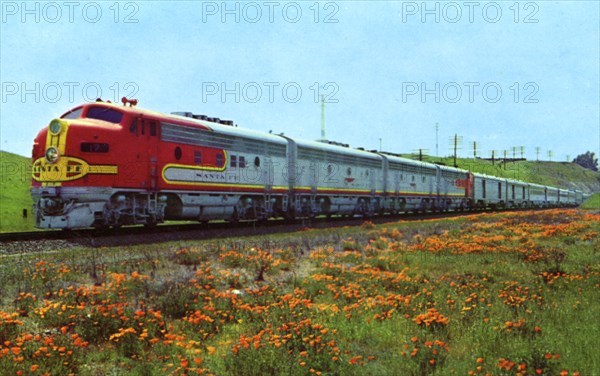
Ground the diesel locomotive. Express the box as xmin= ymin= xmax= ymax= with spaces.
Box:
xmin=31 ymin=99 xmax=584 ymax=229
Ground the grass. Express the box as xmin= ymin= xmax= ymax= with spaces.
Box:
xmin=0 ymin=209 xmax=598 ymax=375
xmin=580 ymin=193 xmax=600 ymax=210
xmin=0 ymin=151 xmax=35 ymax=232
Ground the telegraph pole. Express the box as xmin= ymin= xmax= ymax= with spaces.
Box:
xmin=435 ymin=122 xmax=439 ymax=157
xmin=471 ymin=141 xmax=478 ymax=160
xmin=450 ymin=134 xmax=462 ymax=168
xmin=320 ymin=95 xmax=326 ymax=141
xmin=535 ymin=147 xmax=541 ymax=161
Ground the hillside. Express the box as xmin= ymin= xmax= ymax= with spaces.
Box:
xmin=0 ymin=150 xmax=35 ymax=232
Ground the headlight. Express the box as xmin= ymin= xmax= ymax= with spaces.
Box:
xmin=45 ymin=147 xmax=60 ymax=164
xmin=49 ymin=119 xmax=64 ymax=135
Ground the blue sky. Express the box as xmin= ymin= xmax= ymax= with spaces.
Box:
xmin=1 ymin=0 xmax=598 ymax=162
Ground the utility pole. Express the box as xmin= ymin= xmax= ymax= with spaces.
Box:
xmin=471 ymin=141 xmax=478 ymax=160
xmin=435 ymin=122 xmax=439 ymax=157
xmin=519 ymin=146 xmax=525 ymax=160
xmin=490 ymin=150 xmax=497 ymax=165
xmin=449 ymin=134 xmax=462 ymax=168
xmin=320 ymin=95 xmax=326 ymax=141
xmin=547 ymin=150 xmax=553 ymax=161
xmin=412 ymin=149 xmax=429 ymax=161
xmin=503 ymin=150 xmax=508 ymax=169
xmin=535 ymin=147 xmax=541 ymax=161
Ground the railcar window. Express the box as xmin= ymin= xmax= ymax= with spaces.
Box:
xmin=254 ymin=156 xmax=260 ymax=167
xmin=522 ymin=186 xmax=526 ymax=199
xmin=216 ymin=153 xmax=224 ymax=168
xmin=62 ymin=107 xmax=83 ymax=119
xmin=482 ymin=180 xmax=487 ymax=199
xmin=230 ymin=155 xmax=237 ymax=168
xmin=239 ymin=156 xmax=246 ymax=168
xmin=194 ymin=151 xmax=202 ymax=165
xmin=86 ymin=107 xmax=124 ymax=123
xmin=498 ymin=182 xmax=502 ymax=199
xmin=347 ymin=167 xmax=352 ymax=176
xmin=175 ymin=147 xmax=182 ymax=160
xmin=81 ymin=142 xmax=109 ymax=153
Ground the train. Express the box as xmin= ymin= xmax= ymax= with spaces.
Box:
xmin=31 ymin=98 xmax=585 ymax=229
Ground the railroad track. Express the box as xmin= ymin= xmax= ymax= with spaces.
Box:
xmin=0 ymin=209 xmax=516 ymax=255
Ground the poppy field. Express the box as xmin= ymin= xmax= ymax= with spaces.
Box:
xmin=1 ymin=209 xmax=598 ymax=375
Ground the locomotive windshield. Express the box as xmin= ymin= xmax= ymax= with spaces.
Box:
xmin=61 ymin=107 xmax=83 ymax=119
xmin=60 ymin=106 xmax=125 ymax=124
xmin=85 ymin=106 xmax=124 ymax=123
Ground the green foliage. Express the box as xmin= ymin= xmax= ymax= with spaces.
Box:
xmin=580 ymin=193 xmax=600 ymax=210
xmin=0 ymin=151 xmax=35 ymax=232
xmin=572 ymin=151 xmax=598 ymax=171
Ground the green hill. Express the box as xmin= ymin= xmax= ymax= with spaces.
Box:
xmin=0 ymin=151 xmax=35 ymax=232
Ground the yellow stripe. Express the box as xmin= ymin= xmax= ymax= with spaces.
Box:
xmin=89 ymin=165 xmax=118 ymax=174
xmin=164 ymin=180 xmax=289 ymax=191
xmin=43 ymin=119 xmax=70 ymax=187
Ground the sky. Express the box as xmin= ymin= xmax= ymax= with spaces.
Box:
xmin=1 ymin=0 xmax=599 ymax=162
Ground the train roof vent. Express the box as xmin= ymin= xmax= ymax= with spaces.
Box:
xmin=220 ymin=120 xmax=234 ymax=126
xmin=171 ymin=111 xmax=193 ymax=118
xmin=356 ymin=147 xmax=365 ymax=151
xmin=320 ymin=140 xmax=349 ymax=148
